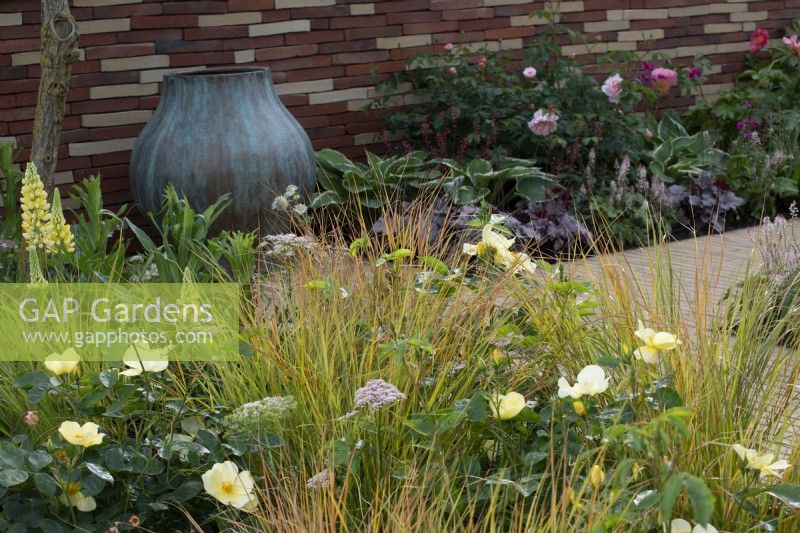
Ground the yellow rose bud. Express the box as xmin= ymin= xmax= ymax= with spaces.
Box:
xmin=589 ymin=464 xmax=605 ymax=489
xmin=573 ymin=401 xmax=586 ymax=416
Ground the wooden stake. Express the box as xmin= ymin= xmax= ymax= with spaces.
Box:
xmin=31 ymin=0 xmax=80 ymax=190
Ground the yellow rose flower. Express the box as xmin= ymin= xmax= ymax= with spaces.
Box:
xmin=489 ymin=391 xmax=526 ymax=420
xmin=120 ymin=343 xmax=170 ymax=376
xmin=60 ymin=481 xmax=96 ymax=512
xmin=633 ymin=320 xmax=680 ymax=364
xmin=58 ymin=421 xmax=104 ymax=447
xmin=732 ymin=444 xmax=791 ymax=478
xmin=463 ymin=224 xmax=536 ymax=275
xmin=44 ymin=348 xmax=80 ymax=375
xmin=202 ymin=461 xmax=258 ymax=511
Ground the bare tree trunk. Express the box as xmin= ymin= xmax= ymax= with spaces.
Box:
xmin=31 ymin=0 xmax=79 ymax=190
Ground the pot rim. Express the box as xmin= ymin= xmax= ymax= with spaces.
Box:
xmin=172 ymin=67 xmax=271 ymax=78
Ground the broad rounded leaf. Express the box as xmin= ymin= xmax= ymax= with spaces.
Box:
xmin=0 ymin=469 xmax=28 ymax=488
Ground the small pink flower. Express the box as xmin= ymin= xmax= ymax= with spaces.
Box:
xmin=444 ymin=43 xmax=454 ymax=52
xmin=448 ymin=66 xmax=457 ymax=74
xmin=523 ymin=66 xmax=537 ymax=79
xmin=650 ymin=67 xmax=678 ymax=93
xmin=478 ymin=56 xmax=487 ymax=67
xmin=528 ymin=109 xmax=559 ymax=137
xmin=645 ymin=129 xmax=654 ymax=140
xmin=783 ymin=34 xmax=800 ymax=57
xmin=24 ymin=410 xmax=38 ymax=426
xmin=750 ymin=28 xmax=769 ymax=53
xmin=601 ymin=73 xmax=623 ymax=103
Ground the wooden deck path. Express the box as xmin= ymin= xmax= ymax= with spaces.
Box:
xmin=571 ymin=224 xmax=774 ymax=330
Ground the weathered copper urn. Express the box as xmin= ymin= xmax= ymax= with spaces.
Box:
xmin=129 ymin=67 xmax=315 ymax=232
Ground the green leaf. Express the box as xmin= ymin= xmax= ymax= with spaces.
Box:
xmin=27 ymin=450 xmax=52 ymax=471
xmin=0 ymin=469 xmax=28 ymax=487
xmin=515 ymin=174 xmax=556 ymax=202
xmin=169 ymin=480 xmax=203 ymax=502
xmin=99 ymin=369 xmax=118 ymax=388
xmin=316 ymin=148 xmax=360 ymax=174
xmin=0 ymin=447 xmax=26 ymax=469
xmin=761 ymin=484 xmax=800 ymax=509
xmin=419 ymin=255 xmax=449 ymax=275
xmin=310 ymin=190 xmax=342 ymax=209
xmin=34 ymin=473 xmax=59 ymax=497
xmin=632 ymin=489 xmax=660 ymax=511
xmin=683 ymin=474 xmax=714 ymax=525
xmin=85 ymin=462 xmax=114 ymax=484
xmin=660 ymin=473 xmax=683 ymax=524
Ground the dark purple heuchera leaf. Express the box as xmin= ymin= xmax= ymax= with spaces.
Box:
xmin=372 ymin=198 xmax=591 ymax=252
xmin=668 ymin=172 xmax=744 ymax=232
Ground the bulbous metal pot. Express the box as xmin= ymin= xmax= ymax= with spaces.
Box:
xmin=129 ymin=67 xmax=315 ymax=233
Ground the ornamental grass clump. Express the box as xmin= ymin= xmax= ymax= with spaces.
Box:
xmin=0 ymin=202 xmax=799 ymax=531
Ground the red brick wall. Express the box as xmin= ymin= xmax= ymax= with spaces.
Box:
xmin=0 ymin=0 xmax=796 ymax=210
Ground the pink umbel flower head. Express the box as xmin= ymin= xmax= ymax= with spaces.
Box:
xmin=444 ymin=42 xmax=454 ymax=52
xmin=523 ymin=66 xmax=537 ymax=79
xmin=783 ymin=34 xmax=800 ymax=57
xmin=528 ymin=109 xmax=559 ymax=136
xmin=651 ymin=67 xmax=678 ymax=93
xmin=601 ymin=73 xmax=623 ymax=103
xmin=750 ymin=28 xmax=769 ymax=53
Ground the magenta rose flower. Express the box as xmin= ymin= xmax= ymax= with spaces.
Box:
xmin=750 ymin=28 xmax=769 ymax=53
xmin=601 ymin=73 xmax=623 ymax=103
xmin=528 ymin=109 xmax=559 ymax=136
xmin=783 ymin=34 xmax=800 ymax=57
xmin=523 ymin=66 xmax=537 ymax=79
xmin=651 ymin=67 xmax=678 ymax=93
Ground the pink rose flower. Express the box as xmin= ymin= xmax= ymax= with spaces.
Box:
xmin=24 ymin=410 xmax=38 ymax=426
xmin=601 ymin=73 xmax=623 ymax=104
xmin=478 ymin=56 xmax=487 ymax=67
xmin=783 ymin=34 xmax=800 ymax=57
xmin=444 ymin=43 xmax=454 ymax=52
xmin=750 ymin=28 xmax=769 ymax=53
xmin=523 ymin=66 xmax=537 ymax=79
xmin=528 ymin=109 xmax=559 ymax=137
xmin=651 ymin=67 xmax=678 ymax=93
xmin=448 ymin=66 xmax=457 ymax=74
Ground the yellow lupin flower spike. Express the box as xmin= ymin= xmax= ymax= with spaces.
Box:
xmin=49 ymin=188 xmax=75 ymax=254
xmin=20 ymin=163 xmax=53 ymax=252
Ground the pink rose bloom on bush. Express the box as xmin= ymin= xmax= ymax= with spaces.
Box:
xmin=601 ymin=73 xmax=623 ymax=103
xmin=651 ymin=67 xmax=678 ymax=93
xmin=528 ymin=109 xmax=559 ymax=136
xmin=523 ymin=66 xmax=537 ymax=79
xmin=783 ymin=34 xmax=800 ymax=56
xmin=448 ymin=66 xmax=458 ymax=74
xmin=478 ymin=56 xmax=487 ymax=67
xmin=750 ymin=28 xmax=769 ymax=53
xmin=444 ymin=43 xmax=454 ymax=52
